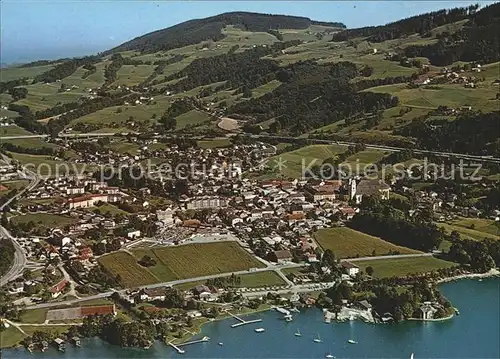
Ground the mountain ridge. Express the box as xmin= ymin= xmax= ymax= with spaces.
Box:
xmin=106 ymin=11 xmax=345 ymax=54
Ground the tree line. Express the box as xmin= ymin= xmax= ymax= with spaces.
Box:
xmin=396 ymin=111 xmax=500 ymax=156
xmin=331 ymin=5 xmax=477 ymax=42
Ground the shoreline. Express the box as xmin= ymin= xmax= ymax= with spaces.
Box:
xmin=436 ymin=268 xmax=500 ymax=284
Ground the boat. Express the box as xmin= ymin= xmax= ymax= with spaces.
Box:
xmin=325 ymin=353 xmax=334 ymax=358
xmin=455 ymin=308 xmax=460 ymax=315
xmin=313 ymin=334 xmax=322 ymax=343
xmin=218 ymin=342 xmax=224 ymax=346
xmin=410 ymin=353 xmax=414 ymax=359
xmin=348 ymin=339 xmax=358 ymax=344
xmin=294 ymin=328 xmax=302 ymax=337
xmin=284 ymin=314 xmax=293 ymax=322
xmin=255 ymin=328 xmax=265 ymax=333
xmin=478 ymin=278 xmax=483 ymax=282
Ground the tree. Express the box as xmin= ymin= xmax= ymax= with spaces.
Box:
xmin=365 ymin=266 xmax=374 ymax=277
xmin=321 ymin=249 xmax=336 ymax=268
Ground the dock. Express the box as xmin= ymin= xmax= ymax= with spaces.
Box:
xmin=225 ymin=310 xmax=263 ymax=328
xmin=168 ymin=336 xmax=210 ymax=354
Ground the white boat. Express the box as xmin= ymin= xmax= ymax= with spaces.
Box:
xmin=325 ymin=354 xmax=334 ymax=358
xmin=254 ymin=328 xmax=265 ymax=333
xmin=284 ymin=314 xmax=293 ymax=322
xmin=218 ymin=342 xmax=223 ymax=346
xmin=410 ymin=353 xmax=414 ymax=359
xmin=313 ymin=334 xmax=322 ymax=343
xmin=348 ymin=339 xmax=358 ymax=344
xmin=294 ymin=329 xmax=302 ymax=337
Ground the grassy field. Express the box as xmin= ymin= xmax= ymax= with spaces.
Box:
xmin=439 ymin=217 xmax=499 ymax=241
xmin=1 ymin=138 xmax=59 ymax=151
xmin=0 ymin=179 xmax=30 ymax=197
xmin=0 ymin=326 xmax=26 ymax=348
xmin=175 ymin=110 xmax=211 ymax=130
xmin=132 ymin=242 xmax=265 ymax=281
xmin=174 ymin=271 xmax=286 ymax=291
xmin=0 ymin=125 xmax=34 ymax=136
xmin=265 ymin=144 xmax=346 ymax=179
xmin=68 ymin=94 xmax=174 ymax=131
xmin=344 ymin=149 xmax=388 ymax=167
xmin=364 ymin=83 xmax=499 ymax=113
xmin=14 ymin=82 xmax=87 ymax=112
xmin=11 ymin=213 xmax=77 ymax=229
xmin=113 ymin=64 xmax=157 ymax=86
xmin=354 ymin=256 xmax=456 ymax=278
xmin=0 ymin=64 xmax=56 ymax=82
xmin=315 ymin=227 xmax=421 ymax=259
xmin=98 ymin=251 xmax=159 ymax=287
xmin=9 ymin=152 xmax=87 ymax=177
xmin=197 ymin=138 xmax=231 ymax=148
xmin=19 ymin=308 xmax=48 ymax=324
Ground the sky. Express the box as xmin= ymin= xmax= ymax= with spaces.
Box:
xmin=1 ymin=0 xmax=496 ymax=64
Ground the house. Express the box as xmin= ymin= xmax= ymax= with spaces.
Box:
xmin=186 ymin=196 xmax=227 ymax=210
xmin=139 ymin=287 xmax=168 ymax=302
xmin=274 ymin=250 xmax=293 ymax=264
xmin=350 ymin=179 xmax=390 ymax=204
xmin=193 ymin=285 xmax=217 ymax=301
xmin=68 ymin=194 xmax=108 ymax=209
xmin=50 ymin=279 xmax=69 ymax=298
xmin=420 ymin=302 xmax=438 ymax=320
xmin=127 ymin=230 xmax=141 ymax=239
xmin=339 ymin=207 xmax=356 ymax=220
xmin=11 ymin=282 xmax=24 ymax=293
xmin=341 ymin=261 xmax=360 ymax=277
xmin=305 ymin=185 xmax=336 ymax=202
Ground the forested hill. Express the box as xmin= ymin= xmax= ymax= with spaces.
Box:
xmin=331 ymin=4 xmax=479 ymax=42
xmin=107 ymin=11 xmax=346 ymax=54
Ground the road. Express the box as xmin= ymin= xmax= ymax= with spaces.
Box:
xmin=0 ymin=158 xmax=40 ymax=287
xmin=343 ymin=253 xmax=434 ymax=262
xmin=24 ymin=263 xmax=303 ymax=310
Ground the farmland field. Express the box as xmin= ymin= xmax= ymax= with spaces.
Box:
xmin=439 ymin=217 xmax=499 ymax=241
xmin=132 ymin=242 xmax=265 ymax=281
xmin=264 ymin=144 xmax=346 ymax=179
xmin=11 ymin=213 xmax=77 ymax=228
xmin=98 ymin=251 xmax=159 ymax=287
xmin=175 ymin=110 xmax=211 ymax=130
xmin=315 ymin=227 xmax=421 ymax=259
xmin=0 ymin=64 xmax=56 ymax=82
xmin=354 ymin=256 xmax=456 ymax=278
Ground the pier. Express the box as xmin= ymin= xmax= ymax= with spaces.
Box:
xmin=168 ymin=336 xmax=210 ymax=354
xmin=225 ymin=310 xmax=263 ymax=328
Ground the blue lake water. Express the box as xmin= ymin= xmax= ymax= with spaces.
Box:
xmin=4 ymin=278 xmax=499 ymax=358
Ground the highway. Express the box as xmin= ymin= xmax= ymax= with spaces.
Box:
xmin=0 ymin=158 xmax=40 ymax=287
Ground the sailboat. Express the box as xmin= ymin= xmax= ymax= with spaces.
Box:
xmin=313 ymin=333 xmax=322 ymax=343
xmin=410 ymin=353 xmax=414 ymax=359
xmin=294 ymin=328 xmax=302 ymax=337
xmin=325 ymin=353 xmax=334 ymax=358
